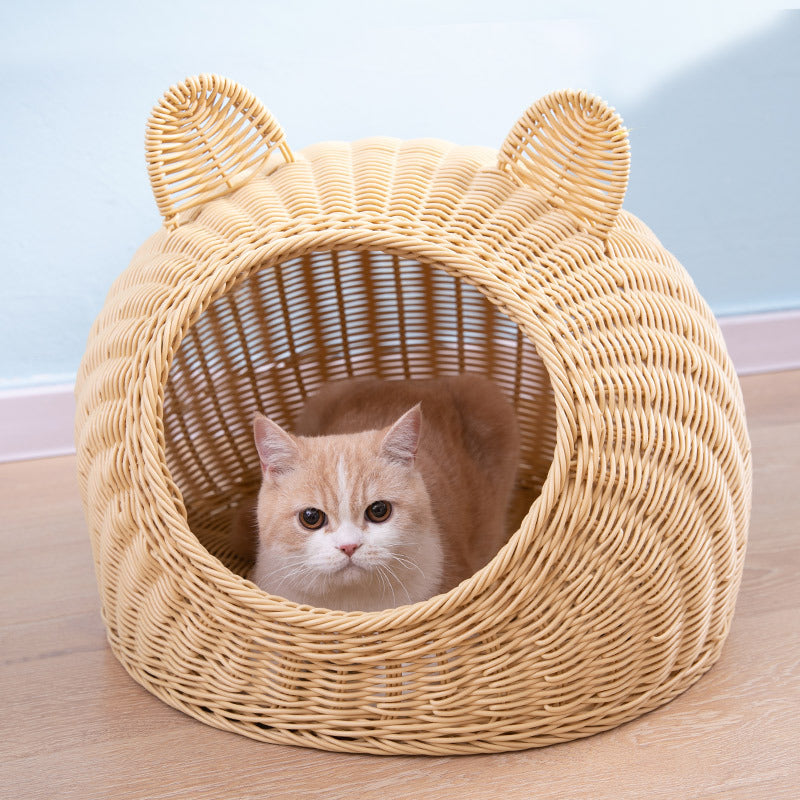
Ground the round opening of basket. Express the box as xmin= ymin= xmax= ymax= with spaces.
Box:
xmin=164 ymin=247 xmax=558 ymax=581
xmin=74 ymin=74 xmax=751 ymax=755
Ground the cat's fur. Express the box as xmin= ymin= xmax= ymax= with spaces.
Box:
xmin=240 ymin=374 xmax=519 ymax=612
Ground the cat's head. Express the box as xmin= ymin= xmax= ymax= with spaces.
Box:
xmin=250 ymin=406 xmax=443 ymax=611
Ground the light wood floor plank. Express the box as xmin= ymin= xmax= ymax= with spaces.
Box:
xmin=1 ymin=370 xmax=798 ymax=799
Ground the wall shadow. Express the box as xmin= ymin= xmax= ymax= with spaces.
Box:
xmin=622 ymin=12 xmax=800 ymax=315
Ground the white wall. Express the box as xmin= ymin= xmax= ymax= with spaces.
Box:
xmin=1 ymin=1 xmax=797 ymax=390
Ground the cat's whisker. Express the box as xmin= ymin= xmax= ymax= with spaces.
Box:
xmin=267 ymin=558 xmax=309 ymax=583
xmin=376 ymin=564 xmax=399 ymax=608
xmin=267 ymin=557 xmax=322 ymax=596
xmin=373 ymin=564 xmax=388 ymax=596
xmin=381 ymin=562 xmax=411 ymax=606
xmin=269 ymin=558 xmax=306 ymax=577
xmin=388 ymin=553 xmax=427 ymax=581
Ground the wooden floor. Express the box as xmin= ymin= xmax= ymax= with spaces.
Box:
xmin=1 ymin=370 xmax=798 ymax=800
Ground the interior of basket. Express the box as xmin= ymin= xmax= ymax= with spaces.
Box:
xmin=162 ymin=249 xmax=557 ymax=581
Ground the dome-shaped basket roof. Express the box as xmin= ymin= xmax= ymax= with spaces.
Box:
xmin=75 ymin=74 xmax=751 ymax=755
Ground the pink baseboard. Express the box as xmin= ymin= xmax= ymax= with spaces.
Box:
xmin=1 ymin=310 xmax=798 ymax=463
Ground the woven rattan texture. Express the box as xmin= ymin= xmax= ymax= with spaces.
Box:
xmin=146 ymin=74 xmax=294 ymax=226
xmin=75 ymin=77 xmax=751 ymax=755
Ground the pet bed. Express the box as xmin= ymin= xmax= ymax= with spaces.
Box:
xmin=75 ymin=74 xmax=751 ymax=755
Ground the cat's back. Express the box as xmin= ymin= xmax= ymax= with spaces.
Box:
xmin=294 ymin=374 xmax=516 ymax=452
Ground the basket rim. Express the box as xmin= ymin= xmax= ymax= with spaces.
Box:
xmin=133 ymin=218 xmax=578 ymax=631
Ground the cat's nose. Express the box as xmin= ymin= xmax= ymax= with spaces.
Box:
xmin=338 ymin=543 xmax=360 ymax=558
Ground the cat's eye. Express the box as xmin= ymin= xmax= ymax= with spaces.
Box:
xmin=299 ymin=507 xmax=326 ymax=530
xmin=365 ymin=500 xmax=392 ymax=523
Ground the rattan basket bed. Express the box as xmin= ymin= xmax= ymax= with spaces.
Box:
xmin=74 ymin=74 xmax=751 ymax=755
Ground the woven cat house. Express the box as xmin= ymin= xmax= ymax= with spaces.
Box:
xmin=75 ymin=74 xmax=751 ymax=755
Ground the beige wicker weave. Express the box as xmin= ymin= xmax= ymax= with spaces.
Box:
xmin=75 ymin=74 xmax=751 ymax=755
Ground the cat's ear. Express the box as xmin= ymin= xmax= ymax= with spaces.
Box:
xmin=253 ymin=413 xmax=299 ymax=477
xmin=380 ymin=404 xmax=421 ymax=465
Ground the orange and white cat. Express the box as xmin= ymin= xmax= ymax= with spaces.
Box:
xmin=244 ymin=374 xmax=519 ymax=612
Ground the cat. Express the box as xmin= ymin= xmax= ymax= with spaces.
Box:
xmin=238 ymin=374 xmax=519 ymax=612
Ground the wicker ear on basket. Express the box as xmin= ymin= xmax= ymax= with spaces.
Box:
xmin=75 ymin=74 xmax=751 ymax=756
